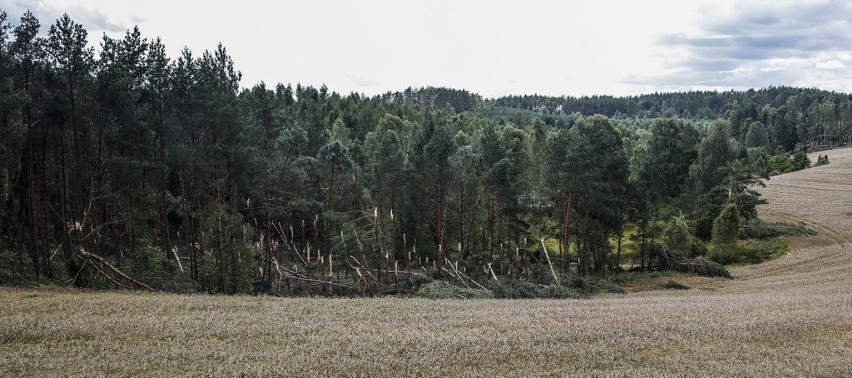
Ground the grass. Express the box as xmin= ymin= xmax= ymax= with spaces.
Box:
xmin=3 ymin=147 xmax=852 ymax=377
xmin=2 ymin=287 xmax=852 ymax=377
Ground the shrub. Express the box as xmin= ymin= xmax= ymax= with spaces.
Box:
xmin=712 ymin=203 xmax=740 ymax=245
xmin=708 ymin=238 xmax=789 ymax=265
xmin=485 ymin=279 xmax=541 ymax=299
xmin=792 ymin=150 xmax=811 ymax=170
xmin=197 ymin=206 xmax=259 ymax=294
xmin=127 ymin=238 xmax=171 ymax=277
xmin=662 ymin=215 xmax=693 ymax=254
xmin=540 ymin=284 xmax=584 ymax=299
xmin=675 ymin=257 xmax=732 ymax=278
xmin=415 ymin=280 xmax=493 ymax=299
xmin=741 ymin=219 xmax=816 ymax=239
xmin=0 ymin=249 xmax=37 ymax=287
xmin=769 ymin=150 xmax=794 ymax=174
xmin=480 ymin=277 xmax=618 ymax=299
xmin=657 ymin=280 xmax=690 ymax=290
xmin=607 ymin=271 xmax=671 ymax=285
xmin=706 ymin=244 xmax=740 ymax=265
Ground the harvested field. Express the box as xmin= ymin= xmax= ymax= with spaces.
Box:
xmin=3 ymin=148 xmax=852 ymax=377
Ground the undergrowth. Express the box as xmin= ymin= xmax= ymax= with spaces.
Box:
xmin=741 ymin=219 xmax=816 ymax=239
xmin=415 ymin=275 xmax=625 ymax=299
xmin=708 ymin=238 xmax=790 ymax=265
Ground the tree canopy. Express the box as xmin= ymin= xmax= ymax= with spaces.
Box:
xmin=0 ymin=10 xmax=822 ymax=294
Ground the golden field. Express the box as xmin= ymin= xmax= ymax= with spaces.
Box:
xmin=3 ymin=148 xmax=852 ymax=377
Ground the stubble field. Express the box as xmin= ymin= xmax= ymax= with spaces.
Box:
xmin=3 ymin=149 xmax=852 ymax=377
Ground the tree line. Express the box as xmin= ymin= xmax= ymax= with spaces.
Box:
xmin=496 ymin=87 xmax=852 ymax=151
xmin=0 ymin=10 xmax=820 ymax=294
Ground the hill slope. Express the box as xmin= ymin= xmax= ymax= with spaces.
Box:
xmin=724 ymin=147 xmax=852 ymax=293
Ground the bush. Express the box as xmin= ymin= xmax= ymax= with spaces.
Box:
xmin=197 ymin=206 xmax=259 ymax=294
xmin=584 ymin=279 xmax=627 ymax=294
xmin=607 ymin=271 xmax=671 ymax=285
xmin=792 ymin=150 xmax=811 ymax=170
xmin=657 ymin=280 xmax=690 ymax=290
xmin=741 ymin=219 xmax=816 ymax=239
xmin=663 ymin=215 xmax=692 ymax=253
xmin=127 ymin=238 xmax=171 ymax=277
xmin=706 ymin=244 xmax=741 ymax=265
xmin=0 ymin=249 xmax=37 ymax=287
xmin=674 ymin=257 xmax=732 ymax=278
xmin=485 ymin=279 xmax=542 ymax=299
xmin=712 ymin=204 xmax=740 ymax=245
xmin=769 ymin=150 xmax=794 ymax=174
xmin=481 ymin=277 xmax=617 ymax=299
xmin=708 ymin=238 xmax=789 ymax=265
xmin=540 ymin=284 xmax=584 ymax=299
xmin=415 ymin=280 xmax=493 ymax=299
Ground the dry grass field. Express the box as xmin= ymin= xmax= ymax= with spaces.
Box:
xmin=3 ymin=149 xmax=852 ymax=377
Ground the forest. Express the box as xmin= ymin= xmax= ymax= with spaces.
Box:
xmin=0 ymin=10 xmax=846 ymax=295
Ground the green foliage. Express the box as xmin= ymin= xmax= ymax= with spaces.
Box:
xmin=662 ymin=215 xmax=693 ymax=254
xmin=657 ymin=280 xmax=690 ymax=290
xmin=747 ymin=147 xmax=771 ymax=178
xmin=708 ymin=238 xmax=789 ymax=265
xmin=540 ymin=284 xmax=585 ymax=299
xmin=0 ymin=250 xmax=38 ymax=287
xmin=740 ymin=219 xmax=816 ymax=239
xmin=480 ymin=277 xmax=622 ymax=299
xmin=769 ymin=147 xmax=795 ymax=174
xmin=128 ymin=238 xmax=171 ymax=277
xmin=415 ymin=280 xmax=493 ymax=299
xmin=606 ymin=270 xmax=672 ymax=285
xmin=691 ymin=119 xmax=737 ymax=194
xmin=485 ymin=279 xmax=542 ymax=298
xmin=792 ymin=150 xmax=811 ymax=171
xmin=0 ymin=9 xmax=838 ymax=295
xmin=712 ymin=204 xmax=741 ymax=245
xmin=634 ymin=118 xmax=700 ymax=201
xmin=197 ymin=205 xmax=258 ymax=294
xmin=548 ymin=115 xmax=629 ymax=274
xmin=706 ymin=244 xmax=740 ymax=265
xmin=671 ymin=257 xmax=732 ymax=278
xmin=570 ymin=276 xmax=627 ymax=294
xmin=744 ymin=121 xmax=770 ymax=149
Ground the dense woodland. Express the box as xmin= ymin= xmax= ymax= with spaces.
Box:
xmin=0 ymin=11 xmax=842 ymax=295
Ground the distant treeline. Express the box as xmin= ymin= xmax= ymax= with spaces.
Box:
xmin=0 ymin=10 xmax=824 ymax=294
xmin=495 ymin=88 xmax=852 ymax=151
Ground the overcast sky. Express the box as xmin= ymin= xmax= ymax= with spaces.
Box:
xmin=3 ymin=0 xmax=852 ymax=98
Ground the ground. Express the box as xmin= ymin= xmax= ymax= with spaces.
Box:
xmin=3 ymin=149 xmax=852 ymax=377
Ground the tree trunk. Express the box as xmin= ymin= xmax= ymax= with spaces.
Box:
xmin=561 ymin=193 xmax=572 ymax=273
xmin=24 ymin=140 xmax=40 ymax=279
xmin=216 ymin=183 xmax=226 ymax=293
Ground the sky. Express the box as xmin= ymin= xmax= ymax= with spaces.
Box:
xmin=2 ymin=0 xmax=852 ymax=98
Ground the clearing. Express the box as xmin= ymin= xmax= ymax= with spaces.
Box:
xmin=3 ymin=149 xmax=852 ymax=377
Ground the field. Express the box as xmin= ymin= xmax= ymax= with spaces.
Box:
xmin=3 ymin=149 xmax=852 ymax=377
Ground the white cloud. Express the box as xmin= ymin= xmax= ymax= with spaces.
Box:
xmin=815 ymin=60 xmax=845 ymax=70
xmin=3 ymin=0 xmax=852 ymax=97
xmin=1 ymin=0 xmax=124 ymax=32
xmin=643 ymin=0 xmax=852 ymax=91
